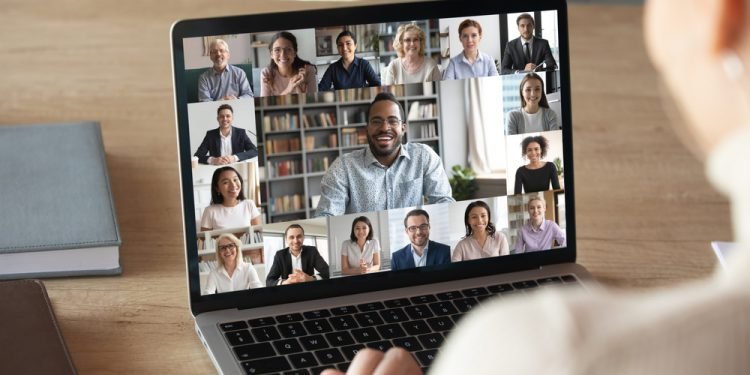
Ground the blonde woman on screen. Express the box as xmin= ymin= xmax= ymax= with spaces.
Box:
xmin=203 ymin=233 xmax=262 ymax=294
xmin=383 ymin=23 xmax=441 ymax=85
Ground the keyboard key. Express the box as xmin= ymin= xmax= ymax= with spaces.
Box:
xmin=410 ymin=294 xmax=438 ymax=304
xmin=380 ymin=308 xmax=409 ymax=323
xmin=337 ymin=362 xmax=350 ymax=372
xmin=251 ymin=326 xmax=281 ymax=342
xmin=357 ymin=301 xmax=385 ymax=312
xmin=276 ymin=313 xmax=304 ymax=323
xmin=220 ymin=321 xmax=248 ymax=331
xmin=427 ymin=316 xmax=454 ymax=332
xmin=315 ymin=348 xmax=345 ymax=365
xmin=303 ymin=309 xmax=332 ymax=320
xmin=428 ymin=301 xmax=458 ymax=316
xmin=300 ymin=334 xmax=329 ymax=351
xmin=476 ymin=294 xmax=495 ymax=302
xmin=451 ymin=313 xmax=465 ymax=325
xmin=325 ymin=331 xmax=355 ymax=347
xmin=274 ymin=338 xmax=303 ymax=355
xmin=351 ymin=327 xmax=381 ymax=343
xmin=354 ymin=312 xmax=384 ymax=327
xmin=512 ymin=280 xmax=538 ymax=289
xmin=341 ymin=344 xmax=366 ymax=361
xmin=436 ymin=290 xmax=463 ymax=300
xmin=402 ymin=320 xmax=431 ymax=336
xmin=289 ymin=352 xmax=318 ymax=369
xmin=404 ymin=305 xmax=434 ymax=320
xmin=417 ymin=333 xmax=444 ymax=349
xmin=415 ymin=349 xmax=438 ymax=367
xmin=331 ymin=305 xmax=357 ymax=316
xmin=311 ymin=366 xmax=334 ymax=375
xmin=367 ymin=340 xmax=393 ymax=352
xmin=384 ymin=298 xmax=411 ymax=308
xmin=376 ymin=323 xmax=407 ymax=339
xmin=225 ymin=330 xmax=254 ymax=346
xmin=329 ymin=315 xmax=359 ymax=330
xmin=392 ymin=336 xmax=423 ymax=352
xmin=488 ymin=283 xmax=514 ymax=294
xmin=461 ymin=287 xmax=489 ymax=297
xmin=284 ymin=370 xmax=310 ymax=375
xmin=234 ymin=342 xmax=275 ymax=361
xmin=304 ymin=319 xmax=333 ymax=334
xmin=537 ymin=276 xmax=563 ymax=285
xmin=279 ymin=322 xmax=308 ymax=338
xmin=241 ymin=356 xmax=291 ymax=374
xmin=453 ymin=297 xmax=478 ymax=313
xmin=247 ymin=317 xmax=276 ymax=327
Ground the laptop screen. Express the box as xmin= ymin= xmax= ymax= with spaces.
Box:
xmin=172 ymin=0 xmax=574 ymax=314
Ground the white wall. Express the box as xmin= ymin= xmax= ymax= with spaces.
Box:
xmin=183 ymin=34 xmax=254 ymax=70
xmin=439 ymin=15 xmax=501 ymax=69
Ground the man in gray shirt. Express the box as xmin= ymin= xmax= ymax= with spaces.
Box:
xmin=198 ymin=39 xmax=253 ymax=101
xmin=316 ymin=92 xmax=454 ymax=216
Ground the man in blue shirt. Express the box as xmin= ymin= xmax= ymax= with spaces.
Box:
xmin=391 ymin=209 xmax=451 ymax=271
xmin=316 ymin=92 xmax=454 ymax=216
xmin=198 ymin=39 xmax=253 ymax=101
xmin=318 ymin=31 xmax=381 ymax=91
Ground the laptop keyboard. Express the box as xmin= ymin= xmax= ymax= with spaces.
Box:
xmin=219 ymin=274 xmax=581 ymax=374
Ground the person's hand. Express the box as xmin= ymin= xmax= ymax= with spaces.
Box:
xmin=222 ymin=94 xmax=238 ymax=100
xmin=284 ymin=69 xmax=305 ymax=93
xmin=524 ymin=63 xmax=537 ymax=71
xmin=359 ymin=260 xmax=368 ymax=274
xmin=320 ymin=348 xmax=423 ymax=375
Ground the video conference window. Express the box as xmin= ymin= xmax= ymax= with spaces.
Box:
xmin=181 ymin=10 xmax=568 ymax=296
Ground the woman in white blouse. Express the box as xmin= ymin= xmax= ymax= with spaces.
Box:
xmin=200 ymin=166 xmax=262 ymax=231
xmin=340 ymin=216 xmax=381 ymax=275
xmin=383 ymin=23 xmax=442 ymax=85
xmin=452 ymin=200 xmax=509 ymax=262
xmin=203 ymin=233 xmax=262 ymax=294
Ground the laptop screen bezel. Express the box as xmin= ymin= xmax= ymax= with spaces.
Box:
xmin=171 ymin=0 xmax=574 ymax=316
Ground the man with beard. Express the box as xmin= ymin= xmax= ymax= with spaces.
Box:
xmin=500 ymin=13 xmax=557 ymax=75
xmin=315 ymin=92 xmax=454 ymax=216
xmin=391 ymin=209 xmax=451 ymax=271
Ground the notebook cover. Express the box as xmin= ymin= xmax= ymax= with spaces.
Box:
xmin=0 ymin=279 xmax=77 ymax=374
xmin=0 ymin=122 xmax=121 ymax=276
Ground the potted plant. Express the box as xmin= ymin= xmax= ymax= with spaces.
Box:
xmin=449 ymin=165 xmax=478 ymax=201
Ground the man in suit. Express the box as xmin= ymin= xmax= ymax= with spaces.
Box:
xmin=194 ymin=103 xmax=258 ymax=165
xmin=198 ymin=38 xmax=253 ymax=101
xmin=500 ymin=13 xmax=558 ymax=74
xmin=391 ymin=209 xmax=451 ymax=271
xmin=266 ymin=224 xmax=330 ymax=286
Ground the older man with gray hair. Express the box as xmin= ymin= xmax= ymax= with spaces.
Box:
xmin=198 ymin=38 xmax=253 ymax=101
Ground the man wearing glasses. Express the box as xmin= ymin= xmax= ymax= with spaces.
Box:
xmin=391 ymin=209 xmax=450 ymax=271
xmin=316 ymin=92 xmax=454 ymax=216
xmin=198 ymin=38 xmax=253 ymax=101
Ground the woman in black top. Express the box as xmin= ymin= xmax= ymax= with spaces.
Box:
xmin=514 ymin=135 xmax=560 ymax=194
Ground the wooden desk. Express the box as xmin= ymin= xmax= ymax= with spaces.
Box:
xmin=0 ymin=2 xmax=731 ymax=373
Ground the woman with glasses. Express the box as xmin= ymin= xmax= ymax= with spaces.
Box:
xmin=506 ymin=73 xmax=560 ymax=135
xmin=340 ymin=216 xmax=381 ymax=275
xmin=442 ymin=19 xmax=499 ymax=80
xmin=260 ymin=31 xmax=317 ymax=97
xmin=383 ymin=23 xmax=442 ymax=85
xmin=452 ymin=200 xmax=509 ymax=262
xmin=203 ymin=233 xmax=263 ymax=294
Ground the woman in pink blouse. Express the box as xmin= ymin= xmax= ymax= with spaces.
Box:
xmin=260 ymin=31 xmax=318 ymax=97
xmin=452 ymin=201 xmax=509 ymax=261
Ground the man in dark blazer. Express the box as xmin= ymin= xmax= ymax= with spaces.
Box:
xmin=266 ymin=224 xmax=330 ymax=286
xmin=500 ymin=13 xmax=558 ymax=75
xmin=194 ymin=103 xmax=258 ymax=165
xmin=391 ymin=209 xmax=451 ymax=271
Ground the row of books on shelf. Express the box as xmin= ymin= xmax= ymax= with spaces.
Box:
xmin=307 ymin=156 xmax=331 ymax=173
xmin=407 ymin=102 xmax=438 ymax=120
xmin=198 ymin=231 xmax=263 ymax=250
xmin=304 ymin=112 xmax=337 ymax=128
xmin=269 ymin=194 xmax=305 ymax=215
xmin=267 ymin=160 xmax=303 ymax=178
xmin=341 ymin=128 xmax=368 ymax=147
xmin=257 ymin=95 xmax=305 ymax=107
xmin=266 ymin=138 xmax=301 ymax=155
xmin=263 ymin=113 xmax=300 ymax=132
xmin=417 ymin=123 xmax=438 ymax=139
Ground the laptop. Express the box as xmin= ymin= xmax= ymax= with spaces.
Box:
xmin=171 ymin=0 xmax=589 ymax=373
